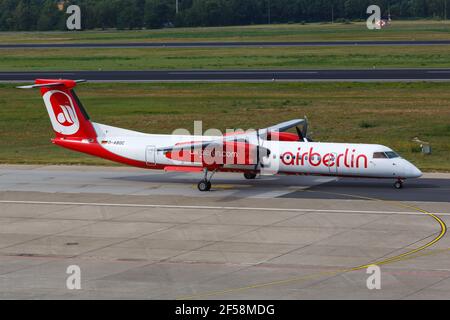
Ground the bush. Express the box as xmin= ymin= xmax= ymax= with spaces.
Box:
xmin=359 ymin=121 xmax=377 ymax=129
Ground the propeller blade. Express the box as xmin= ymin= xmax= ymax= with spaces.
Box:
xmin=302 ymin=117 xmax=308 ymax=139
xmin=296 ymin=126 xmax=303 ymax=140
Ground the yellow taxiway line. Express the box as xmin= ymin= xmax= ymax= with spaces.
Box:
xmin=177 ymin=190 xmax=447 ymax=300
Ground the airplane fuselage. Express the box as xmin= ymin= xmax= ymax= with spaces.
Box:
xmin=55 ymin=122 xmax=422 ymax=181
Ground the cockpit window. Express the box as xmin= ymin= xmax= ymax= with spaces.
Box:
xmin=385 ymin=151 xmax=400 ymax=159
xmin=373 ymin=152 xmax=388 ymax=159
xmin=373 ymin=151 xmax=400 ymax=159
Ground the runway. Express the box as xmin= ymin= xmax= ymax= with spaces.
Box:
xmin=0 ymin=165 xmax=449 ymax=299
xmin=3 ymin=69 xmax=450 ymax=83
xmin=2 ymin=40 xmax=450 ymax=49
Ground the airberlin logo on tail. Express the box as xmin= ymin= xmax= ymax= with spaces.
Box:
xmin=43 ymin=90 xmax=80 ymax=135
xmin=57 ymin=104 xmax=76 ymax=125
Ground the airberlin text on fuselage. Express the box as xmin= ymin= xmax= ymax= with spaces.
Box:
xmin=281 ymin=147 xmax=368 ymax=169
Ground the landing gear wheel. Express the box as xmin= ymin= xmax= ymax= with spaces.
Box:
xmin=394 ymin=180 xmax=403 ymax=189
xmin=244 ymin=173 xmax=257 ymax=180
xmin=197 ymin=168 xmax=217 ymax=192
xmin=198 ymin=180 xmax=212 ymax=192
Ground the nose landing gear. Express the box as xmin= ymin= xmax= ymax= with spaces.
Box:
xmin=394 ymin=179 xmax=404 ymax=189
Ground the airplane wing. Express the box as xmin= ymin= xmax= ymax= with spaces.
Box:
xmin=266 ymin=119 xmax=305 ymax=134
xmin=157 ymin=138 xmax=247 ymax=153
xmin=158 ymin=118 xmax=306 ymax=153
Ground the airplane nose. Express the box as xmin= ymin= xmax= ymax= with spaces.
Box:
xmin=408 ymin=164 xmax=422 ymax=178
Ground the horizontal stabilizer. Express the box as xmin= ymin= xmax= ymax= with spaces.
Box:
xmin=17 ymin=79 xmax=86 ymax=89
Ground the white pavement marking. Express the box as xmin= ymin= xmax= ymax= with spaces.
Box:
xmin=168 ymin=71 xmax=319 ymax=75
xmin=249 ymin=190 xmax=298 ymax=199
xmin=0 ymin=200 xmax=449 ymax=216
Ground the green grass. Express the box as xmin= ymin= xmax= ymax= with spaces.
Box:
xmin=2 ymin=45 xmax=450 ymax=70
xmin=2 ymin=21 xmax=450 ymax=70
xmin=0 ymin=82 xmax=449 ymax=171
xmin=1 ymin=21 xmax=450 ymax=44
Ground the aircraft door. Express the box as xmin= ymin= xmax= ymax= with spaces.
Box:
xmin=146 ymin=146 xmax=156 ymax=166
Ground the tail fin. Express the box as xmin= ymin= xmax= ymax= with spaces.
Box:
xmin=18 ymin=79 xmax=97 ymax=140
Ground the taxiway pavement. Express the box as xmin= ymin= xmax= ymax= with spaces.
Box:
xmin=0 ymin=165 xmax=449 ymax=299
xmin=3 ymin=69 xmax=450 ymax=83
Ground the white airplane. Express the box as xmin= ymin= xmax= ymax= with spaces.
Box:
xmin=19 ymin=79 xmax=422 ymax=191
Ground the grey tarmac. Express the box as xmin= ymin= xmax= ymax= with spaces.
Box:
xmin=0 ymin=165 xmax=449 ymax=299
xmin=3 ymin=69 xmax=450 ymax=83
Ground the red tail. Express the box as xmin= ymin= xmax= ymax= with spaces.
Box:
xmin=36 ymin=79 xmax=97 ymax=140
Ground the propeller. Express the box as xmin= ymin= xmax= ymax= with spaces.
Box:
xmin=296 ymin=126 xmax=304 ymax=141
xmin=255 ymin=128 xmax=262 ymax=169
xmin=295 ymin=116 xmax=310 ymax=142
xmin=254 ymin=128 xmax=274 ymax=169
xmin=302 ymin=116 xmax=308 ymax=140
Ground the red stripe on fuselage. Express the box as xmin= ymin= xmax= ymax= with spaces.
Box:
xmin=52 ymin=138 xmax=163 ymax=170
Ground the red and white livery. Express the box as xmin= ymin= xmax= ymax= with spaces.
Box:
xmin=19 ymin=79 xmax=422 ymax=191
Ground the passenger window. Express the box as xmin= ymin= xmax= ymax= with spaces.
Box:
xmin=373 ymin=152 xmax=388 ymax=159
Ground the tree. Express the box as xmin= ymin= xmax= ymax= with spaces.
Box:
xmin=0 ymin=0 xmax=17 ymax=30
xmin=13 ymin=0 xmax=38 ymax=31
xmin=37 ymin=0 xmax=62 ymax=31
xmin=144 ymin=0 xmax=173 ymax=29
xmin=0 ymin=0 xmax=445 ymax=31
xmin=93 ymin=0 xmax=118 ymax=29
xmin=117 ymin=0 xmax=143 ymax=29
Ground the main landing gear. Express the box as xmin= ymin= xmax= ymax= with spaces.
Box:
xmin=197 ymin=170 xmax=258 ymax=191
xmin=198 ymin=180 xmax=212 ymax=192
xmin=243 ymin=172 xmax=257 ymax=180
xmin=394 ymin=179 xmax=404 ymax=189
xmin=197 ymin=168 xmax=217 ymax=192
